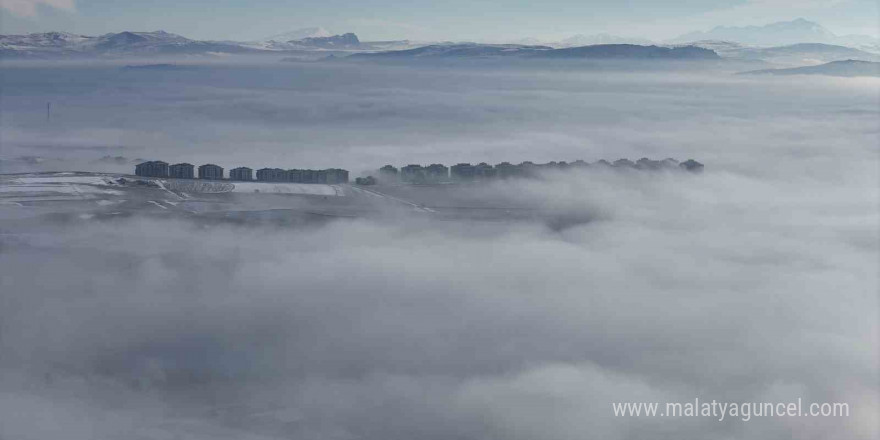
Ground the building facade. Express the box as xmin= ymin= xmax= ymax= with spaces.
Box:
xmin=135 ymin=161 xmax=169 ymax=178
xmin=494 ymin=162 xmax=518 ymax=179
xmin=316 ymin=169 xmax=328 ymax=184
xmin=400 ymin=164 xmax=425 ymax=183
xmin=257 ymin=168 xmax=286 ymax=182
xmin=300 ymin=169 xmax=317 ymax=183
xmin=324 ymin=168 xmax=349 ymax=184
xmin=198 ymin=164 xmax=224 ymax=180
xmin=474 ymin=162 xmax=496 ymax=180
xmin=425 ymin=164 xmax=449 ymax=182
xmin=450 ymin=163 xmax=475 ymax=181
xmin=168 ymin=163 xmax=194 ymax=179
xmin=286 ymin=169 xmax=303 ymax=183
xmin=229 ymin=167 xmax=253 ymax=181
xmin=378 ymin=165 xmax=398 ymax=182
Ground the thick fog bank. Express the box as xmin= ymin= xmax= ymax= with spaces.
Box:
xmin=2 ymin=163 xmax=878 ymax=439
xmin=1 ymin=61 xmax=877 ymax=177
xmin=1 ymin=61 xmax=878 ymax=439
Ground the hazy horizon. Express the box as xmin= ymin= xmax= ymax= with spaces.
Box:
xmin=2 ymin=0 xmax=878 ymax=42
xmin=1 ymin=2 xmax=878 ymax=440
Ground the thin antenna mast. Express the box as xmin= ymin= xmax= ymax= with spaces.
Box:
xmin=47 ymin=102 xmax=51 ymax=122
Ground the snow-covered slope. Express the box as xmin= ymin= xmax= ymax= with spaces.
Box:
xmin=739 ymin=60 xmax=880 ymax=77
xmin=351 ymin=43 xmax=719 ymax=60
xmin=0 ymin=31 xmax=93 ymax=57
xmin=1 ymin=29 xmax=409 ymax=58
xmin=0 ymin=28 xmax=415 ymax=58
xmin=0 ymin=30 xmax=256 ymax=58
xmin=350 ymin=43 xmax=554 ymax=58
xmin=261 ymin=33 xmax=362 ymax=50
xmin=674 ymin=18 xmax=879 ymax=51
xmin=0 ymin=30 xmax=423 ymax=59
xmin=684 ymin=41 xmax=880 ymax=66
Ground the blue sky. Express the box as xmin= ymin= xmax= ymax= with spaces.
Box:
xmin=1 ymin=0 xmax=877 ymax=41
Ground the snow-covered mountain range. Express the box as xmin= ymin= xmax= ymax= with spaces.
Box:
xmin=508 ymin=34 xmax=654 ymax=48
xmin=673 ymin=18 xmax=879 ymax=51
xmin=0 ymin=30 xmax=415 ymax=59
xmin=350 ymin=43 xmax=720 ymax=60
xmin=3 ymin=19 xmax=879 ymax=64
xmin=499 ymin=19 xmax=878 ymax=52
xmin=0 ymin=31 xmax=256 ymax=58
xmin=682 ymin=41 xmax=880 ymax=66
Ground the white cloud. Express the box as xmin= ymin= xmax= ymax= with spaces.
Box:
xmin=1 ymin=0 xmax=75 ymax=17
xmin=0 ymin=63 xmax=877 ymax=440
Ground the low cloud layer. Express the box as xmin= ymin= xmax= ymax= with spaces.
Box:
xmin=1 ymin=61 xmax=878 ymax=439
xmin=2 ymin=61 xmax=876 ymax=176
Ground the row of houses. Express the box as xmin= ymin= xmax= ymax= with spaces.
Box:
xmin=134 ymin=161 xmax=349 ymax=184
xmin=372 ymin=158 xmax=703 ymax=183
xmin=254 ymin=168 xmax=349 ymax=184
xmin=134 ymin=157 xmax=702 ymax=186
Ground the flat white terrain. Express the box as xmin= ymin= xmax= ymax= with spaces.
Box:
xmin=230 ymin=181 xmax=341 ymax=196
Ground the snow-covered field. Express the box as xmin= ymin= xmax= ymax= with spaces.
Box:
xmin=1 ymin=174 xmax=343 ymax=198
xmin=159 ymin=178 xmax=341 ymax=196
xmin=230 ymin=181 xmax=341 ymax=196
xmin=12 ymin=175 xmax=115 ymax=185
xmin=162 ymin=179 xmax=233 ymax=193
xmin=0 ymin=174 xmax=124 ymax=197
xmin=0 ymin=184 xmax=122 ymax=195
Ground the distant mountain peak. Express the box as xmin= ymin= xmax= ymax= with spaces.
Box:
xmin=42 ymin=31 xmax=81 ymax=39
xmin=0 ymin=29 xmax=252 ymax=59
xmin=674 ymin=18 xmax=842 ymax=47
xmin=675 ymin=18 xmax=880 ymax=53
xmin=297 ymin=33 xmax=359 ymax=46
xmin=708 ymin=18 xmax=829 ymax=33
xmin=785 ymin=18 xmax=826 ymax=29
xmin=263 ymin=27 xmax=332 ymax=42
